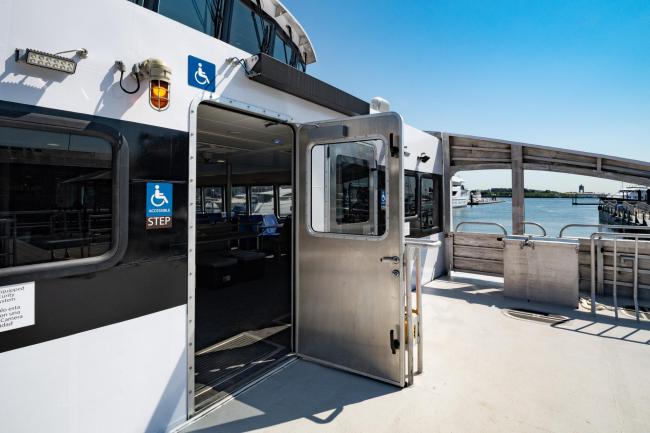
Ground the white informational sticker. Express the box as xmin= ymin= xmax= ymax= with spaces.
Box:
xmin=0 ymin=282 xmax=35 ymax=333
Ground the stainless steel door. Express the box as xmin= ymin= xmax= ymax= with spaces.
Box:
xmin=295 ymin=113 xmax=405 ymax=386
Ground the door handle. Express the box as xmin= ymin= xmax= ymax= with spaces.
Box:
xmin=381 ymin=256 xmax=400 ymax=264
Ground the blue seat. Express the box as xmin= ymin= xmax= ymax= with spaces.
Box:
xmin=238 ymin=214 xmax=263 ymax=233
xmin=260 ymin=214 xmax=281 ymax=237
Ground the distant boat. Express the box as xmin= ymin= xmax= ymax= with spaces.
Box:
xmin=451 ymin=176 xmax=469 ymax=208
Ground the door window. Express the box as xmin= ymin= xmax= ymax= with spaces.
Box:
xmin=310 ymin=140 xmax=386 ymax=236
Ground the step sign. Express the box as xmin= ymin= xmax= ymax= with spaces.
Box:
xmin=188 ymin=55 xmax=216 ymax=92
xmin=146 ymin=182 xmax=173 ymax=229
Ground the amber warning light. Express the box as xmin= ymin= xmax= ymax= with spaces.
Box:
xmin=115 ymin=58 xmax=172 ymax=111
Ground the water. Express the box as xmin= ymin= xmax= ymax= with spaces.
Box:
xmin=453 ymin=198 xmax=600 ymax=238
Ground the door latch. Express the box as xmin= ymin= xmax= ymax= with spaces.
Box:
xmin=391 ymin=269 xmax=400 ymax=278
xmin=381 ymin=256 xmax=400 ymax=264
xmin=389 ymin=329 xmax=400 ymax=354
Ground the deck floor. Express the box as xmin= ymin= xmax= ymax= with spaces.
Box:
xmin=179 ymin=273 xmax=650 ymax=433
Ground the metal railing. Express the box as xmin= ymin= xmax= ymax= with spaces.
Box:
xmin=404 ymin=239 xmax=441 ymax=385
xmin=590 ymin=232 xmax=650 ymax=321
xmin=560 ymin=224 xmax=650 ymax=238
xmin=454 ymin=221 xmax=508 ymax=235
xmin=523 ymin=221 xmax=547 ymax=236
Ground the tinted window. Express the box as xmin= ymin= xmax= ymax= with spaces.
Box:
xmin=228 ymin=0 xmax=263 ymax=54
xmin=231 ymin=186 xmax=248 ymax=216
xmin=203 ymin=186 xmax=224 ymax=213
xmin=272 ymin=34 xmax=290 ymax=63
xmin=278 ymin=185 xmax=292 ymax=217
xmin=420 ymin=175 xmax=442 ymax=232
xmin=336 ymin=155 xmax=370 ymax=225
xmin=196 ymin=187 xmax=203 ymax=213
xmin=311 ymin=140 xmax=385 ymax=236
xmin=158 ymin=0 xmax=217 ymax=36
xmin=250 ymin=186 xmax=274 ymax=215
xmin=0 ymin=127 xmax=112 ymax=268
xmin=404 ymin=174 xmax=417 ymax=217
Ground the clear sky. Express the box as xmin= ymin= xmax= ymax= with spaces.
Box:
xmin=283 ymin=0 xmax=650 ymax=193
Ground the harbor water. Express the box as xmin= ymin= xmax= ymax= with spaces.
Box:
xmin=453 ymin=198 xmax=600 ymax=238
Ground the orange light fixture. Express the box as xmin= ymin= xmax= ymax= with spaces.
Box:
xmin=137 ymin=58 xmax=172 ymax=111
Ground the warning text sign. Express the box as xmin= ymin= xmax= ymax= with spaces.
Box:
xmin=0 ymin=282 xmax=35 ymax=333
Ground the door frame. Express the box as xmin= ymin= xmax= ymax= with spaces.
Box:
xmin=187 ymin=95 xmax=296 ymax=418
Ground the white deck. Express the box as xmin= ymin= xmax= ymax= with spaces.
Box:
xmin=179 ymin=273 xmax=650 ymax=433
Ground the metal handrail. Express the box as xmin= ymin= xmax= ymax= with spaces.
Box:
xmin=454 ymin=221 xmax=507 ymax=235
xmin=403 ymin=239 xmax=441 ymax=383
xmin=559 ymin=224 xmax=650 ymax=238
xmin=590 ymin=232 xmax=650 ymax=321
xmin=523 ymin=221 xmax=547 ymax=236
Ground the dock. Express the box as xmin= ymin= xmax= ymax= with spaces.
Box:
xmin=468 ymin=198 xmax=505 ymax=206
xmin=599 ymin=199 xmax=650 ymax=227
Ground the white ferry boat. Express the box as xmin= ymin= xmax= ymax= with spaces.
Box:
xmin=1 ymin=2 xmax=650 ymax=433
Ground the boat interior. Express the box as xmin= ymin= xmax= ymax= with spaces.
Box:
xmin=193 ymin=104 xmax=294 ymax=410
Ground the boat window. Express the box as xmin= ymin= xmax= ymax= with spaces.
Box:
xmin=272 ymin=33 xmax=290 ymax=64
xmin=405 ymin=173 xmax=417 ymax=217
xmin=311 ymin=140 xmax=385 ymax=236
xmin=203 ymin=186 xmax=224 ymax=213
xmin=420 ymin=175 xmax=442 ymax=233
xmin=278 ymin=185 xmax=292 ymax=217
xmin=196 ymin=187 xmax=203 ymax=213
xmin=0 ymin=126 xmax=113 ymax=269
xmin=228 ymin=0 xmax=265 ymax=54
xmin=158 ymin=0 xmax=218 ymax=36
xmin=250 ymin=185 xmax=274 ymax=215
xmin=231 ymin=185 xmax=248 ymax=216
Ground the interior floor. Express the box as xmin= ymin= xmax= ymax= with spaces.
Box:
xmin=193 ymin=104 xmax=294 ymax=411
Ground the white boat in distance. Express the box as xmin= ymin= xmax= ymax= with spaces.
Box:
xmin=451 ymin=176 xmax=470 ymax=208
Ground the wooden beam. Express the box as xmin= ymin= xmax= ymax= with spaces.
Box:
xmin=511 ymin=145 xmax=525 ymax=235
xmin=442 ymin=133 xmax=453 ymax=274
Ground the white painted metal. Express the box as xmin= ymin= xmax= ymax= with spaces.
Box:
xmin=0 ymin=306 xmax=188 ymax=433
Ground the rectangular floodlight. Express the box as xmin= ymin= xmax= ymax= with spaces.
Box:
xmin=15 ymin=49 xmax=77 ymax=74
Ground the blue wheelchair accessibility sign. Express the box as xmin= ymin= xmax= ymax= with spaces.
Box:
xmin=146 ymin=182 xmax=173 ymax=229
xmin=188 ymin=55 xmax=216 ymax=92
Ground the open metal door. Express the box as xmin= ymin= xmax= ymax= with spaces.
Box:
xmin=295 ymin=112 xmax=405 ymax=386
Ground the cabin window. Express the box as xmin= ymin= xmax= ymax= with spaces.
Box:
xmin=310 ymin=140 xmax=385 ymax=236
xmin=158 ymin=0 xmax=218 ymax=36
xmin=250 ymin=185 xmax=274 ymax=215
xmin=404 ymin=173 xmax=417 ymax=217
xmin=0 ymin=126 xmax=113 ymax=269
xmin=420 ymin=175 xmax=442 ymax=233
xmin=228 ymin=0 xmax=266 ymax=55
xmin=203 ymin=186 xmax=224 ymax=213
xmin=278 ymin=185 xmax=292 ymax=217
xmin=231 ymin=185 xmax=248 ymax=216
xmin=272 ymin=33 xmax=291 ymax=64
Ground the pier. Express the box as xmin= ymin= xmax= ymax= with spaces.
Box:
xmin=571 ymin=193 xmax=607 ymax=205
xmin=600 ymin=199 xmax=650 ymax=227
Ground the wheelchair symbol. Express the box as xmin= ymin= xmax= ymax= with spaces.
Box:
xmin=194 ymin=63 xmax=210 ymax=86
xmin=150 ymin=185 xmax=169 ymax=207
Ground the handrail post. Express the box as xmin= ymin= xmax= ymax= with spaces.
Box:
xmin=613 ymin=237 xmax=618 ymax=320
xmin=415 ymin=246 xmax=423 ymax=375
xmin=590 ymin=234 xmax=596 ymax=314
xmin=405 ymin=245 xmax=414 ymax=386
xmin=634 ymin=237 xmax=639 ymax=322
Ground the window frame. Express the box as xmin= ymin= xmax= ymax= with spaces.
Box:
xmin=0 ymin=112 xmax=129 ymax=284
xmin=418 ymin=173 xmax=443 ymax=235
xmin=404 ymin=170 xmax=418 ymax=219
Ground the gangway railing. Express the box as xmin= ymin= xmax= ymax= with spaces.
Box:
xmin=454 ymin=221 xmax=508 ymax=235
xmin=404 ymin=239 xmax=441 ymax=385
xmin=590 ymin=231 xmax=650 ymax=321
xmin=523 ymin=221 xmax=547 ymax=236
xmin=559 ymin=223 xmax=649 ymax=238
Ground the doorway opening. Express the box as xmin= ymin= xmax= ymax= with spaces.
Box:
xmin=193 ymin=103 xmax=294 ymax=411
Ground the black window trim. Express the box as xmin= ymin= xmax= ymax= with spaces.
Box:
xmin=404 ymin=169 xmax=419 ymax=220
xmin=0 ymin=114 xmax=129 ymax=284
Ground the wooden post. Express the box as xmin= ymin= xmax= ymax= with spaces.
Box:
xmin=511 ymin=145 xmax=525 ymax=235
xmin=442 ymin=133 xmax=454 ymax=274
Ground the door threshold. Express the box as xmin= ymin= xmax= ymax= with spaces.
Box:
xmin=171 ymin=355 xmax=299 ymax=433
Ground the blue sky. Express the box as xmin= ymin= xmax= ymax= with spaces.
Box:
xmin=283 ymin=0 xmax=650 ymax=193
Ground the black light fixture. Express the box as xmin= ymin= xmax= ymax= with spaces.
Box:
xmin=418 ymin=152 xmax=430 ymax=163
